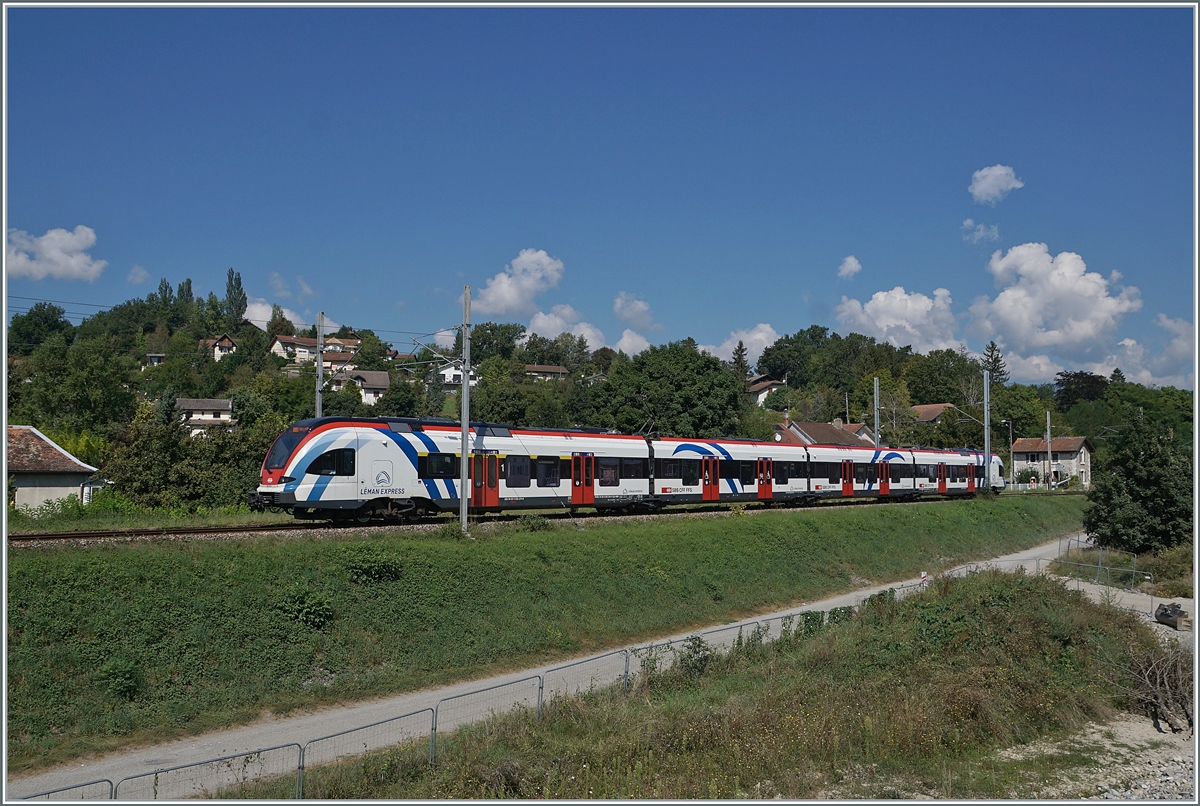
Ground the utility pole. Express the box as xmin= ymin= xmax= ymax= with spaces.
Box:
xmin=873 ymin=376 xmax=880 ymax=447
xmin=1045 ymin=410 xmax=1052 ymax=490
xmin=459 ymin=286 xmax=471 ymax=536
xmin=983 ymin=370 xmax=990 ymax=488
xmin=315 ymin=311 xmax=324 ymax=418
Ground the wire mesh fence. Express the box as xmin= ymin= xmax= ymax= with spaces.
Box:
xmin=541 ymin=649 xmax=630 ymax=704
xmin=112 ymin=743 xmax=301 ymax=801
xmin=430 ymin=675 xmax=542 ymax=762
xmin=17 ymin=779 xmax=113 ymax=801
xmin=298 ymin=708 xmax=433 ymax=798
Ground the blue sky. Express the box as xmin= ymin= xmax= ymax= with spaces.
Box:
xmin=5 ymin=5 xmax=1196 ymax=388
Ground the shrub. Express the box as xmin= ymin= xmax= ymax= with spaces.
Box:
xmin=342 ymin=545 xmax=404 ymax=584
xmin=96 ymin=657 xmax=141 ymax=701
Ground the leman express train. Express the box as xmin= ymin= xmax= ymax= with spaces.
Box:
xmin=248 ymin=416 xmax=1006 ymax=522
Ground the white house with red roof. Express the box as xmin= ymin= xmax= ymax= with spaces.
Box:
xmin=6 ymin=425 xmax=99 ymax=508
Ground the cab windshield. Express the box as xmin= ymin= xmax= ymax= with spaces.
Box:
xmin=265 ymin=424 xmax=313 ymax=470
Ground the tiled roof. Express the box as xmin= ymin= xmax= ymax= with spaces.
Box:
xmin=6 ymin=426 xmax=97 ymax=473
xmin=787 ymin=421 xmax=876 ymax=447
xmin=524 ymin=364 xmax=569 ymax=374
xmin=348 ymin=370 xmax=391 ymax=388
xmin=911 ymin=403 xmax=954 ymax=423
xmin=1011 ymin=437 xmax=1092 ymax=454
xmin=177 ymin=398 xmax=233 ymax=412
xmin=749 ymin=379 xmax=785 ymax=394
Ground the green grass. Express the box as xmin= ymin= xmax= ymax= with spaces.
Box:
xmin=232 ymin=568 xmax=1154 ymax=799
xmin=6 ymin=490 xmax=292 ymax=534
xmin=5 ymin=495 xmax=1085 ymax=772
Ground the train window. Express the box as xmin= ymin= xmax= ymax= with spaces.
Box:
xmin=421 ymin=453 xmax=459 ymax=479
xmin=265 ymin=426 xmax=311 ymax=470
xmin=740 ymin=461 xmax=754 ymax=485
xmin=621 ymin=458 xmax=646 ymax=479
xmin=506 ymin=455 xmax=531 ymax=487
xmin=774 ymin=461 xmax=789 ymax=484
xmin=597 ymin=457 xmax=620 ymax=486
xmin=385 ymin=421 xmax=412 ymax=433
xmin=720 ymin=460 xmax=739 ymax=480
xmin=305 ymin=448 xmax=355 ymax=477
xmin=536 ymin=457 xmax=560 ymax=487
xmin=657 ymin=458 xmax=681 ymax=478
xmin=681 ymin=459 xmax=700 ymax=486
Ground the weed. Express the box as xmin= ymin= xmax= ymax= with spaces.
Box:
xmin=96 ymin=657 xmax=141 ymax=701
xmin=676 ymin=635 xmax=715 ymax=680
xmin=512 ymin=514 xmax=553 ymax=532
xmin=275 ymin=588 xmax=334 ymax=630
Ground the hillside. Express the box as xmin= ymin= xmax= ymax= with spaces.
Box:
xmin=6 ymin=496 xmax=1084 ymax=772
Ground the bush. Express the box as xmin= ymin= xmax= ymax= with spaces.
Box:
xmin=275 ymin=588 xmax=334 ymax=629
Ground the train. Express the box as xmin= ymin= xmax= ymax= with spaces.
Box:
xmin=248 ymin=416 xmax=1006 ymax=522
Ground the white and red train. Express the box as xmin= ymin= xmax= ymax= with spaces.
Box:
xmin=248 ymin=416 xmax=1005 ymax=521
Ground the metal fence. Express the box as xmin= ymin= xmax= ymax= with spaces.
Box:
xmin=28 ymin=534 xmax=1149 ymax=801
xmin=112 ymin=743 xmax=301 ymax=801
xmin=17 ymin=779 xmax=113 ymax=801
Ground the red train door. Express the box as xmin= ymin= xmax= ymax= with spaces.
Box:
xmin=702 ymin=457 xmax=720 ymax=501
xmin=879 ymin=461 xmax=890 ymax=495
xmin=571 ymin=453 xmax=595 ymax=506
xmin=757 ymin=458 xmax=773 ymax=500
xmin=966 ymin=463 xmax=976 ymax=492
xmin=841 ymin=460 xmax=854 ymax=497
xmin=470 ymin=454 xmax=500 ymax=509
xmin=937 ymin=463 xmax=947 ymax=494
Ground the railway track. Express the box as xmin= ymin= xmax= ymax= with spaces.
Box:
xmin=4 ymin=494 xmax=990 ymax=545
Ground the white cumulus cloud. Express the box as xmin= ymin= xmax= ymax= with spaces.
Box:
xmin=615 ymin=329 xmax=650 ymax=356
xmin=698 ymin=323 xmax=781 ymax=365
xmin=528 ymin=304 xmax=606 ymax=352
xmin=1002 ymin=351 xmax=1066 ymax=383
xmin=968 ymin=243 xmax=1141 ymax=363
xmin=1084 ymin=315 xmax=1195 ymax=389
xmin=245 ymin=299 xmax=306 ymax=331
xmin=127 ymin=265 xmax=150 ymax=284
xmin=613 ymin=292 xmax=655 ymax=330
xmin=961 ymin=219 xmax=1000 ymax=243
xmin=836 ymin=286 xmax=960 ymax=353
xmin=969 ymin=164 xmax=1024 ymax=205
xmin=434 ymin=329 xmax=457 ymax=349
xmin=7 ymin=225 xmax=108 ymax=281
xmin=837 ymin=255 xmax=862 ymax=279
xmin=473 ymin=248 xmax=565 ymax=317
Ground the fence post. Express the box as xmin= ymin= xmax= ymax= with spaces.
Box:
xmin=295 ymin=744 xmax=305 ymax=799
xmin=536 ymin=675 xmax=544 ymax=720
xmin=623 ymin=649 xmax=630 ymax=693
xmin=429 ymin=708 xmax=438 ymax=767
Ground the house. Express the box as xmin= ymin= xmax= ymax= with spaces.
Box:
xmin=269 ymin=335 xmax=362 ymax=365
xmin=176 ymin=398 xmax=238 ymax=435
xmin=1010 ymin=437 xmax=1094 ymax=488
xmin=840 ymin=422 xmax=876 ymax=442
xmin=437 ymin=364 xmax=478 ymax=393
xmin=524 ymin=364 xmax=570 ymax=382
xmin=747 ymin=375 xmax=787 ymax=407
xmin=199 ymin=334 xmax=237 ymax=361
xmin=143 ymin=353 xmax=166 ymax=370
xmin=773 ymin=419 xmax=877 ymax=447
xmin=911 ymin=403 xmax=955 ymax=424
xmin=6 ymin=425 xmax=99 ymax=508
xmin=321 ymin=351 xmax=358 ymax=373
xmin=330 ymin=370 xmax=392 ymax=406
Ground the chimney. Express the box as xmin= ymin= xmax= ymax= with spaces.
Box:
xmin=833 ymin=417 xmax=844 ymax=427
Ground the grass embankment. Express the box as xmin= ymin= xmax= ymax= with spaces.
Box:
xmin=241 ymin=569 xmax=1158 ymax=799
xmin=6 ymin=496 xmax=1084 ymax=772
xmin=6 ymin=493 xmax=292 ymax=534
